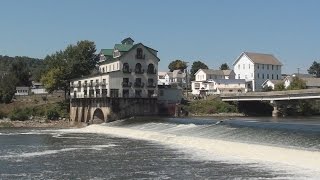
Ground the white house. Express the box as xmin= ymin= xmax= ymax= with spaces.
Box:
xmin=30 ymin=81 xmax=48 ymax=94
xmin=233 ymin=52 xmax=282 ymax=91
xmin=70 ymin=37 xmax=159 ymax=98
xmin=157 ymin=70 xmax=187 ymax=88
xmin=261 ymin=79 xmax=283 ymax=90
xmin=191 ymin=69 xmax=240 ymax=95
xmin=15 ymin=87 xmax=29 ymax=96
xmin=284 ymin=76 xmax=320 ymax=89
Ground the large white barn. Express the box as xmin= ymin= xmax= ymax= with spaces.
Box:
xmin=233 ymin=52 xmax=282 ymax=91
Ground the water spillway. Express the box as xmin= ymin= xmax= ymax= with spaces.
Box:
xmin=1 ymin=117 xmax=320 ymax=179
xmin=64 ymin=117 xmax=320 ymax=178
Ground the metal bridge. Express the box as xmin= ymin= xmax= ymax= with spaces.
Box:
xmin=220 ymin=89 xmax=320 ymax=101
xmin=220 ymin=89 xmax=320 ymax=117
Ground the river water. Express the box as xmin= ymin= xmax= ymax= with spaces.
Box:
xmin=0 ymin=117 xmax=320 ymax=179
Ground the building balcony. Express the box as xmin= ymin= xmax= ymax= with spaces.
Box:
xmin=135 ymin=54 xmax=145 ymax=59
xmin=147 ymin=69 xmax=157 ymax=74
xmin=123 ymin=68 xmax=132 ymax=74
xmin=122 ymin=82 xmax=132 ymax=88
xmin=94 ymin=82 xmax=100 ymax=87
xmin=134 ymin=82 xmax=145 ymax=88
xmin=88 ymin=82 xmax=94 ymax=87
xmin=100 ymin=82 xmax=107 ymax=86
xmin=83 ymin=84 xmax=88 ymax=88
xmin=135 ymin=69 xmax=145 ymax=74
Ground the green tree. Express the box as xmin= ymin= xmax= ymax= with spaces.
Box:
xmin=168 ymin=60 xmax=187 ymax=72
xmin=41 ymin=40 xmax=97 ymax=98
xmin=190 ymin=61 xmax=208 ymax=80
xmin=308 ymin=61 xmax=320 ymax=77
xmin=10 ymin=59 xmax=31 ymax=86
xmin=287 ymin=77 xmax=306 ymax=90
xmin=274 ymin=82 xmax=285 ymax=91
xmin=219 ymin=63 xmax=230 ymax=70
xmin=0 ymin=72 xmax=19 ymax=103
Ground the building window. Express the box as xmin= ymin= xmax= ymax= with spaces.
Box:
xmin=251 ymin=73 xmax=253 ymax=78
xmin=272 ymin=65 xmax=274 ymax=70
xmin=243 ymin=64 xmax=245 ymax=69
xmin=262 ymin=64 xmax=264 ymax=69
xmin=135 ymin=63 xmax=143 ymax=73
xmin=123 ymin=63 xmax=130 ymax=73
xmin=258 ymin=73 xmax=260 ymax=78
xmin=123 ymin=89 xmax=129 ymax=98
xmin=238 ymin=64 xmax=240 ymax=69
xmin=262 ymin=74 xmax=265 ymax=79
xmin=267 ymin=65 xmax=269 ymax=70
xmin=267 ymin=74 xmax=269 ymax=79
xmin=110 ymin=89 xmax=119 ymax=98
xmin=147 ymin=64 xmax=155 ymax=74
xmin=238 ymin=74 xmax=240 ymax=79
xmin=84 ymin=89 xmax=87 ymax=97
xmin=272 ymin=74 xmax=274 ymax=79
xmin=148 ymin=90 xmax=154 ymax=97
xmin=135 ymin=90 xmax=142 ymax=97
xmin=277 ymin=74 xmax=279 ymax=80
xmin=194 ymin=83 xmax=200 ymax=89
xmin=136 ymin=48 xmax=144 ymax=59
xmin=258 ymin=64 xmax=259 ymax=69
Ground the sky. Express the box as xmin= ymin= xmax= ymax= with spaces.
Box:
xmin=0 ymin=0 xmax=319 ymax=74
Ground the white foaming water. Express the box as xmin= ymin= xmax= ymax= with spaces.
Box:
xmin=61 ymin=124 xmax=320 ymax=179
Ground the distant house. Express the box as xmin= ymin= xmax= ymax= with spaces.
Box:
xmin=261 ymin=79 xmax=283 ymax=90
xmin=157 ymin=70 xmax=187 ymax=88
xmin=158 ymin=72 xmax=169 ymax=85
xmin=233 ymin=52 xmax=283 ymax=91
xmin=284 ymin=76 xmax=320 ymax=89
xmin=191 ymin=69 xmax=245 ymax=95
xmin=30 ymin=81 xmax=48 ymax=94
xmin=15 ymin=87 xmax=29 ymax=96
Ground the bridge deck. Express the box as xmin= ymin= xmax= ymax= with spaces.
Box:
xmin=220 ymin=89 xmax=320 ymax=101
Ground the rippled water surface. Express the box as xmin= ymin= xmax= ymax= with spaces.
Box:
xmin=0 ymin=117 xmax=320 ymax=179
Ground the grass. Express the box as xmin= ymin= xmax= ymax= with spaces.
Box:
xmin=0 ymin=121 xmax=14 ymax=128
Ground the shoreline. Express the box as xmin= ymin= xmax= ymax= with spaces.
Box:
xmin=0 ymin=118 xmax=86 ymax=128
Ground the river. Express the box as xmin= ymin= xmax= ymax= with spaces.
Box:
xmin=0 ymin=116 xmax=320 ymax=179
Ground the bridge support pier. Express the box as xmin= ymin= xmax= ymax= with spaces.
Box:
xmin=271 ymin=100 xmax=280 ymax=117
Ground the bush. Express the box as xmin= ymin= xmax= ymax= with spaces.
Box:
xmin=46 ymin=108 xmax=59 ymax=120
xmin=9 ymin=108 xmax=29 ymax=121
xmin=184 ymin=99 xmax=238 ymax=114
xmin=0 ymin=110 xmax=5 ymax=119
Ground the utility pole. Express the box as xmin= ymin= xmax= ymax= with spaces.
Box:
xmin=297 ymin=68 xmax=300 ymax=76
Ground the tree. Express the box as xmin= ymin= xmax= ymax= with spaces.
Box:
xmin=0 ymin=72 xmax=18 ymax=103
xmin=308 ymin=61 xmax=320 ymax=77
xmin=274 ymin=82 xmax=285 ymax=91
xmin=287 ymin=77 xmax=306 ymax=90
xmin=219 ymin=63 xmax=230 ymax=70
xmin=190 ymin=61 xmax=208 ymax=80
xmin=168 ymin=60 xmax=187 ymax=72
xmin=41 ymin=40 xmax=97 ymax=98
xmin=10 ymin=59 xmax=31 ymax=86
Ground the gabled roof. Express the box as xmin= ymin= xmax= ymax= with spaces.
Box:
xmin=100 ymin=49 xmax=113 ymax=56
xmin=121 ymin=37 xmax=134 ymax=44
xmin=114 ymin=44 xmax=134 ymax=52
xmin=262 ymin=79 xmax=283 ymax=86
xmin=199 ymin=69 xmax=234 ymax=76
xmin=233 ymin=52 xmax=283 ymax=66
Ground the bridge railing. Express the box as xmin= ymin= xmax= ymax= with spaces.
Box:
xmin=220 ymin=88 xmax=320 ymax=98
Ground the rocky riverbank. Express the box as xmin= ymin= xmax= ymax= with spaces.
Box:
xmin=0 ymin=118 xmax=86 ymax=128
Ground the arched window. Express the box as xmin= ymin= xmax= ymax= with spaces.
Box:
xmin=135 ymin=63 xmax=142 ymax=73
xmin=147 ymin=64 xmax=155 ymax=74
xmin=123 ymin=63 xmax=129 ymax=73
xmin=136 ymin=48 xmax=144 ymax=59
